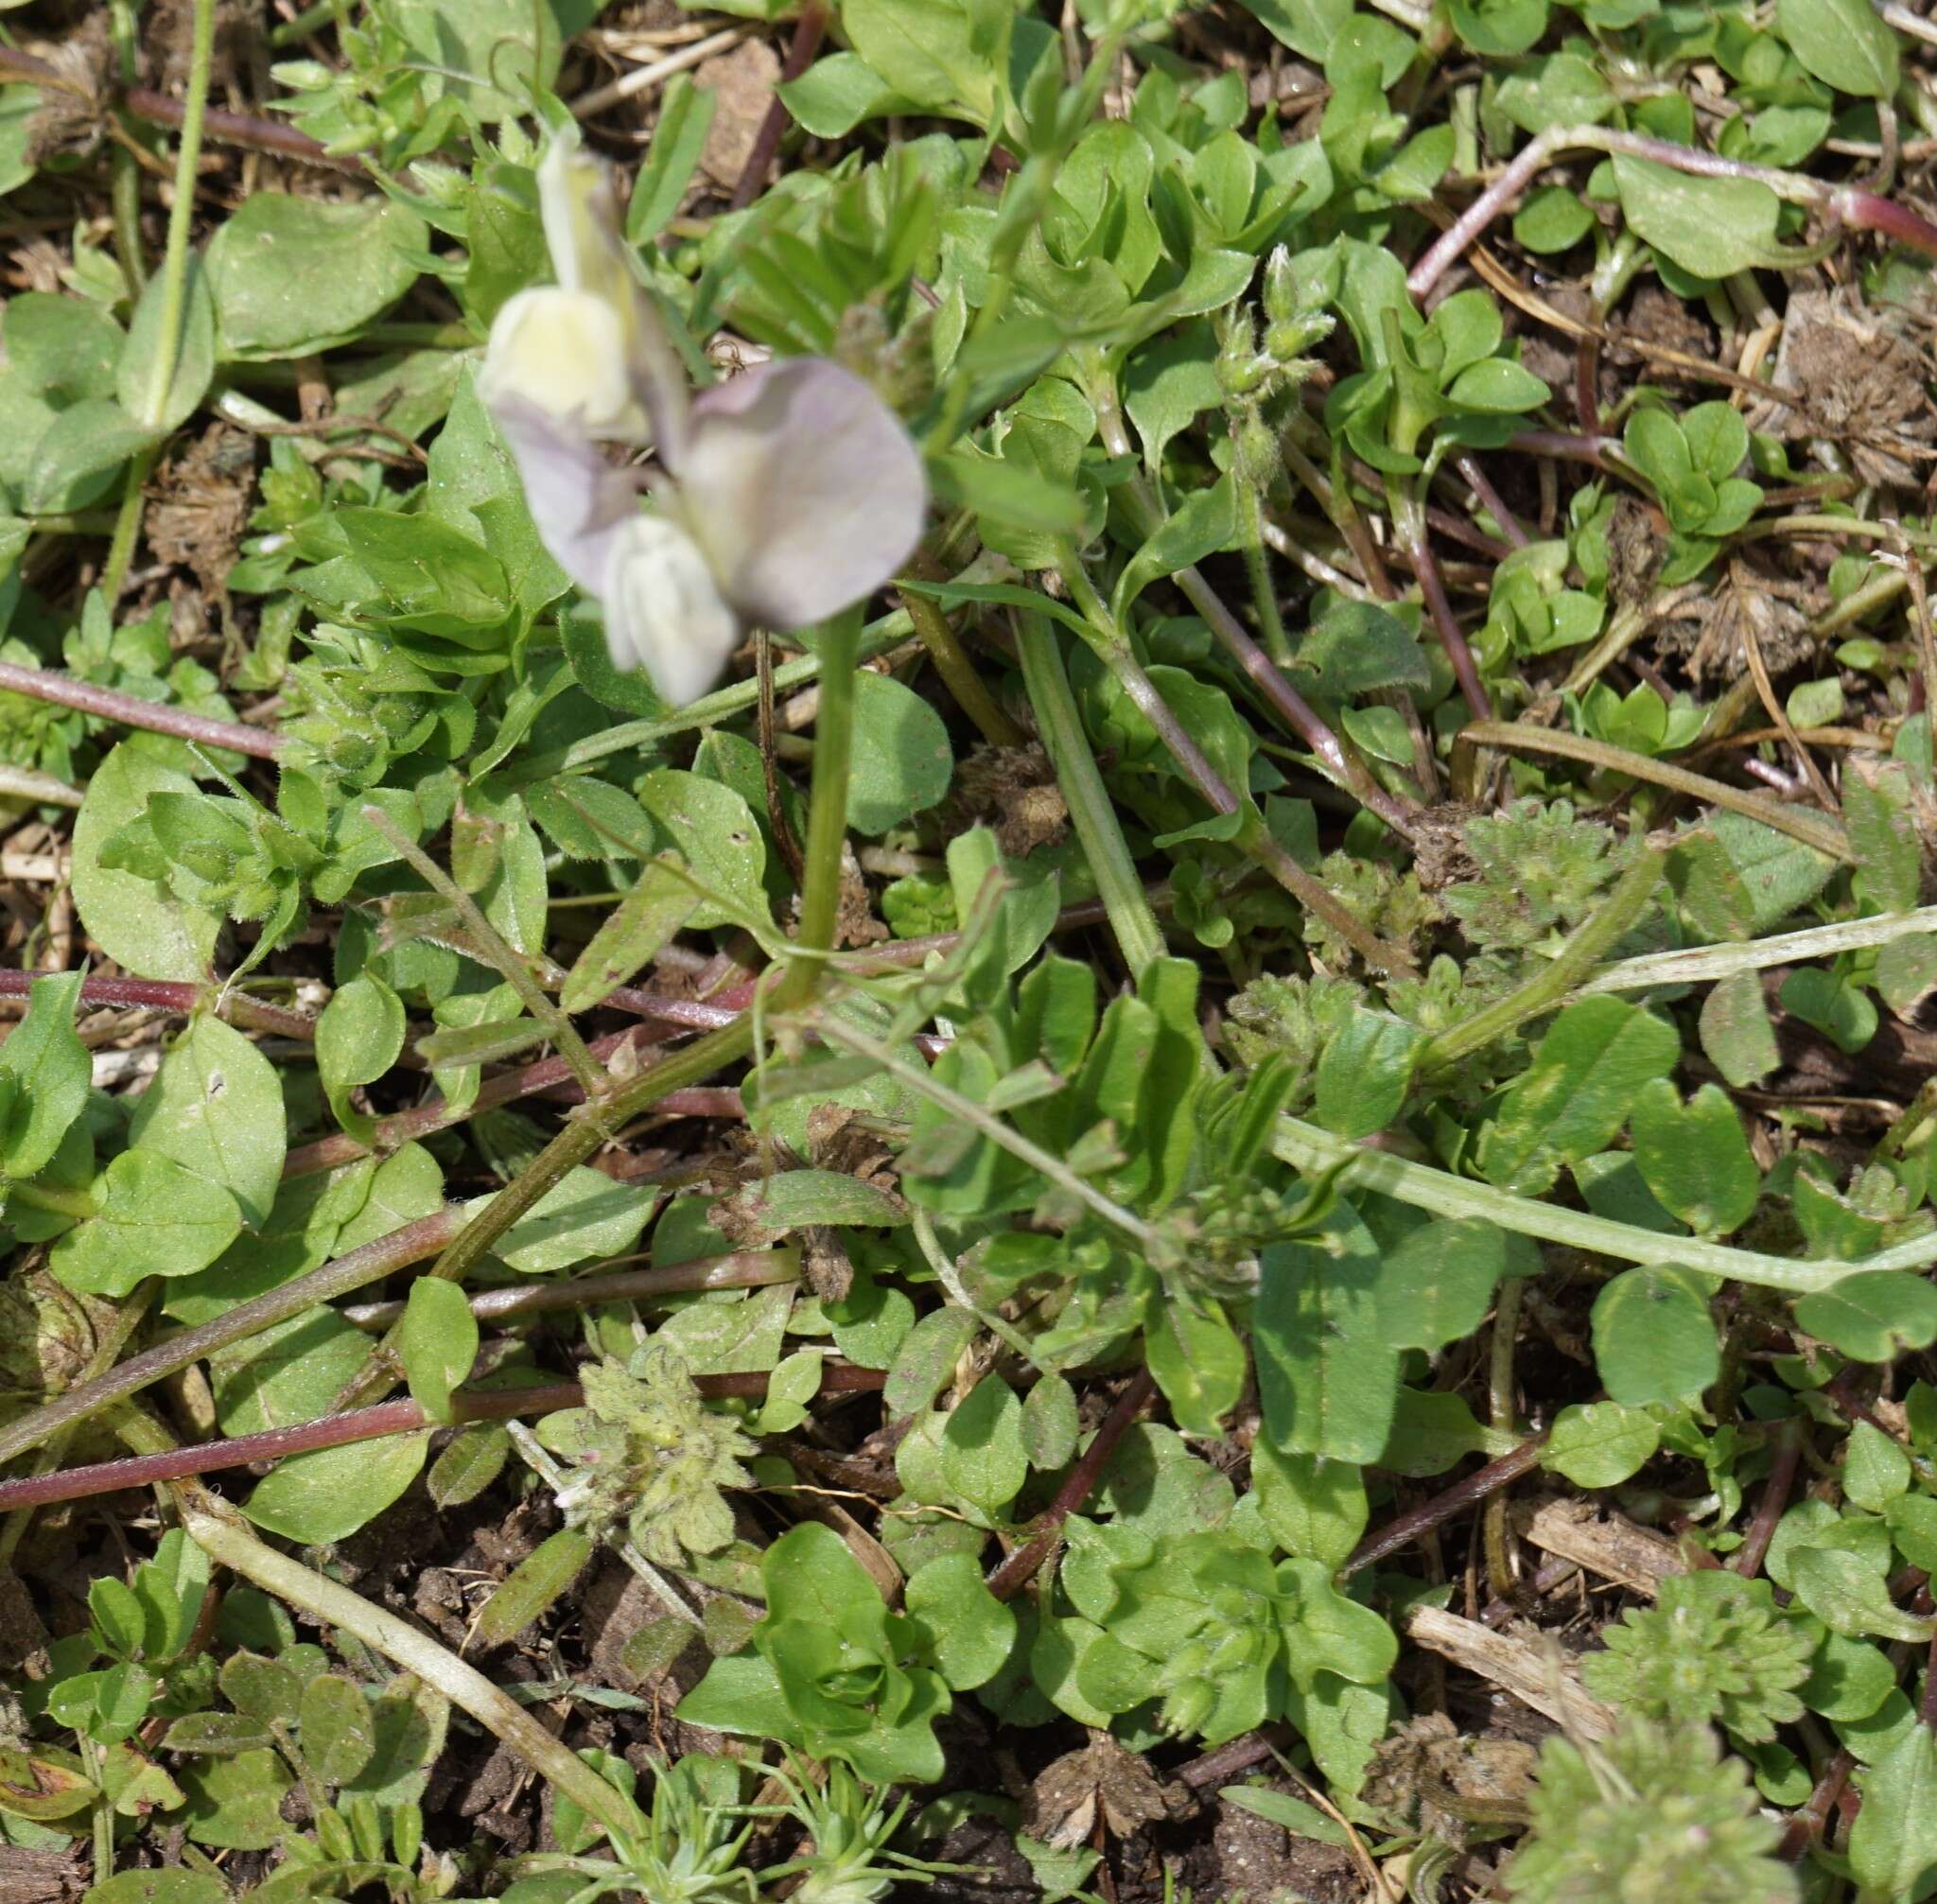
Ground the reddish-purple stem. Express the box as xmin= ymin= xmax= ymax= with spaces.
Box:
xmin=986 ymin=1371 xmax=1158 ymax=1600
xmin=1343 ymin=1430 xmax=1551 ymax=1577
xmin=1403 ymin=513 xmax=1492 ymax=722
xmin=0 ymin=44 xmax=351 ymax=171
xmin=1412 ymin=126 xmax=1937 ymax=306
xmin=0 ymin=661 xmax=282 ymax=760
xmin=1167 ymin=564 xmax=1419 ymax=836
xmin=0 ymin=969 xmax=317 ymax=1040
xmin=1733 ymin=1418 xmax=1804 ymax=1580
xmin=0 ymin=1207 xmax=468 ymax=1470
xmin=281 ymin=1023 xmax=742 ymax=1179
xmin=122 ymin=86 xmax=356 ymax=171
xmin=0 ymin=1365 xmax=888 ymax=1512
xmin=1779 ymin=1752 xmax=1854 ymax=1862
xmin=1453 ymin=455 xmax=1528 ymax=550
xmin=727 ymin=4 xmax=828 ymax=213
xmin=1509 ymin=429 xmax=1617 ymax=467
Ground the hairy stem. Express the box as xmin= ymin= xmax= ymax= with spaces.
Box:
xmin=178 ymin=1484 xmax=644 ymax=1845
xmin=0 ymin=659 xmax=282 ymax=760
xmin=1273 ymin=1119 xmax=1937 ymax=1294
xmin=1421 ymin=848 xmax=1665 ymax=1067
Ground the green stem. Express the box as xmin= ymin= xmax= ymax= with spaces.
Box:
xmin=1421 ymin=848 xmax=1665 ymax=1069
xmin=135 ymin=0 xmax=215 ymax=431
xmin=1054 ymin=548 xmax=1416 ymax=976
xmin=100 ymin=445 xmax=157 ymax=603
xmin=359 ymin=804 xmax=607 ymax=1102
xmin=1271 ymin=1118 xmax=1937 ymax=1295
xmin=1463 ymin=721 xmax=1853 ymax=863
xmin=1579 ymin=900 xmax=1937 ymax=996
xmin=815 ymin=1013 xmax=1161 ymax=1248
xmin=776 ymin=613 xmax=862 ymax=1011
xmin=1231 ymin=421 xmax=1295 ymax=668
xmin=514 ymin=610 xmax=910 ymax=782
xmin=176 ymin=1484 xmax=640 ymax=1845
xmin=334 ymin=1019 xmax=756 ymax=1410
xmin=900 ymin=585 xmax=1025 ymax=748
xmin=1014 ymin=609 xmax=1164 ymax=975
xmin=338 ymin=617 xmax=866 ymax=1411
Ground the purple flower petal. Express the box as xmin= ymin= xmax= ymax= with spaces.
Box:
xmin=675 ymin=358 xmax=927 ymax=630
xmin=487 ymin=394 xmax=642 ymax=597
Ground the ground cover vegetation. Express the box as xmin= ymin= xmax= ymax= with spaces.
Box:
xmin=6 ymin=0 xmax=1937 ymax=1895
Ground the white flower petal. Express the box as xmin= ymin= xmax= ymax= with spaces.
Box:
xmin=479 ymin=288 xmax=653 ymax=445
xmin=487 ymin=393 xmax=641 ymax=597
xmin=532 ymin=139 xmax=690 ymax=456
xmin=675 ymin=358 xmax=927 ymax=630
xmin=602 ymin=514 xmax=742 ymax=707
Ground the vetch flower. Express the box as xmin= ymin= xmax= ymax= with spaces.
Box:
xmin=480 ymin=135 xmax=928 ymax=708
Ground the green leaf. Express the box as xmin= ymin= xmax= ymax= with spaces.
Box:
xmin=50 ymin=1151 xmax=242 ymax=1297
xmin=718 ymin=1167 xmax=907 ymax=1232
xmin=398 ymin=1277 xmax=478 ymax=1425
xmin=73 ymin=742 xmax=222 ymax=983
xmin=942 ymin=1375 xmax=1029 ymax=1512
xmin=1629 ymin=1079 xmax=1759 ymax=1235
xmin=86 ymin=1874 xmax=228 ymax=1904
xmin=297 ymin=1674 xmax=375 ymax=1787
xmin=779 ymin=53 xmax=917 ymax=136
xmin=119 ymin=256 xmax=217 ymax=433
xmin=128 ymin=1013 xmax=286 ymax=1230
xmin=1793 ymin=1271 xmax=1937 ymax=1360
xmin=206 ymin=195 xmax=428 ymax=359
xmin=1610 ymin=153 xmax=1786 ymax=280
xmin=335 ymin=507 xmax=511 ymax=641
xmin=1218 ymin=1785 xmax=1352 ymax=1845
xmin=1289 ymin=600 xmax=1430 ymax=701
xmin=1778 ymin=0 xmax=1899 ymax=97
xmin=240 ymin=1435 xmax=431 ymax=1545
xmin=905 ymin=1552 xmax=1016 ymax=1689
xmin=1146 ymin=1299 xmax=1246 ymax=1438
xmin=0 ymin=971 xmax=88 ymax=1179
xmin=1844 ymin=1419 xmax=1911 ymax=1513
xmin=1543 ymin=1400 xmax=1659 ymax=1486
xmin=487 ymin=1165 xmax=652 ymax=1273
xmin=1313 ymin=1007 xmax=1421 ymax=1140
xmin=1851 ymin=1724 xmax=1937 ymax=1900
xmin=1791 ymin=1543 xmax=1936 ymax=1643
xmin=1255 ymin=1205 xmax=1401 ymax=1463
xmin=1377 ymin=1216 xmax=1531 ymax=1353
xmin=1252 ymin=1439 xmax=1368 ymax=1568
xmin=627 ymin=78 xmax=717 ymax=243
xmin=1591 ymin=1266 xmax=1719 ymax=1406
xmin=1111 ymin=477 xmax=1235 ymax=620
xmin=179 ymin=1748 xmax=294 ymax=1850
xmin=22 ymin=400 xmax=158 ymax=514
xmin=1700 ymin=969 xmax=1781 ymax=1088
xmin=6 ymin=293 xmax=122 ymax=403
xmin=1021 ymin=1372 xmax=1078 ymax=1469
xmin=636 ymin=768 xmax=772 ymax=929
xmin=1482 ymin=996 xmax=1679 ymax=1194
xmin=1846 ymin=769 xmax=1922 ymax=915
xmin=884 ymin=1305 xmax=980 ymax=1417
xmin=846 ymin=672 xmax=954 ymax=835
xmin=316 ymin=970 xmax=406 ymax=1144
xmin=560 ymin=857 xmax=700 ymax=1013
